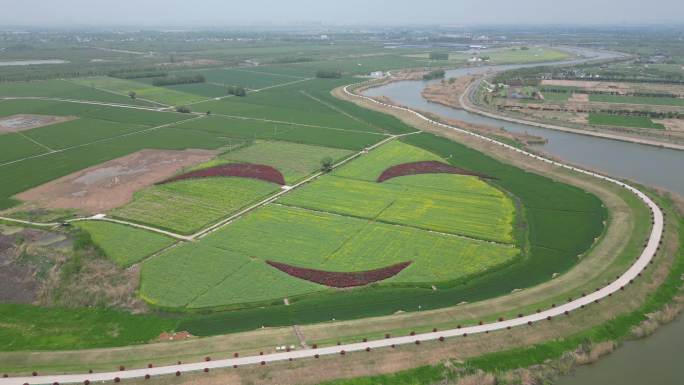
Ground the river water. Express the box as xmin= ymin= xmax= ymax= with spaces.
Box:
xmin=364 ymin=55 xmax=684 ymax=384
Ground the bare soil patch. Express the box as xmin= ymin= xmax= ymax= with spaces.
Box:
xmin=568 ymin=93 xmax=589 ymax=103
xmin=0 ymin=233 xmax=40 ymax=303
xmin=654 ymin=118 xmax=684 ymax=132
xmin=16 ymin=149 xmax=217 ymax=214
xmin=0 ymin=114 xmax=77 ymax=133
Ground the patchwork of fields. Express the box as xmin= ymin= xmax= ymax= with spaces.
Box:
xmin=140 ymin=141 xmax=520 ymax=308
xmin=74 ymin=221 xmax=175 ymax=267
xmin=0 ymin=48 xmax=610 ymax=342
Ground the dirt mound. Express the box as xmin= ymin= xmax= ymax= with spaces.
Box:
xmin=159 ymin=163 xmax=286 ymax=185
xmin=266 ymin=260 xmax=412 ymax=288
xmin=0 ymin=114 xmax=77 ymax=133
xmin=377 ymin=160 xmax=494 ymax=183
xmin=16 ymin=149 xmax=217 ymax=214
xmin=157 ymin=331 xmax=194 ymax=342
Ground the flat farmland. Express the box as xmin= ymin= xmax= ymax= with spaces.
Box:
xmin=141 ymin=204 xmax=520 ymax=308
xmin=112 ymin=177 xmax=280 ymax=234
xmin=247 ymin=54 xmax=431 ymax=77
xmin=332 ymin=140 xmax=443 ymax=181
xmin=20 ymin=117 xmax=146 ymax=149
xmin=75 ymin=220 xmax=175 ymax=267
xmin=172 ymin=115 xmax=386 ymax=150
xmin=0 ymin=99 xmax=185 ymax=126
xmin=0 ymin=79 xmax=156 ymax=106
xmin=0 ymin=133 xmax=47 ymax=163
xmin=192 ymin=78 xmax=397 ymax=132
xmin=588 ymin=113 xmax=665 ymax=129
xmin=140 ymin=242 xmax=324 ymax=309
xmin=71 ymin=77 xmax=208 ymax=106
xmin=163 ymin=83 xmax=228 ymax=98
xmin=175 ymin=68 xmax=305 ymax=90
xmin=219 ymin=140 xmax=353 ymax=183
xmin=282 ymin=174 xmax=514 ymax=242
xmin=589 ymin=94 xmax=684 ymax=106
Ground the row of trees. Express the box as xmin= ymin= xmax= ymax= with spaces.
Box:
xmin=540 ymin=88 xmax=679 ymax=98
xmin=108 ymin=69 xmax=167 ymax=79
xmin=316 ymin=70 xmax=342 ymax=79
xmin=227 ymin=85 xmax=247 ymax=97
xmin=152 ymin=74 xmax=206 ymax=86
xmin=423 ymin=69 xmax=446 ymax=80
xmin=429 ymin=52 xmax=450 ymax=60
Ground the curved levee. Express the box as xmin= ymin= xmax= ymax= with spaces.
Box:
xmin=0 ymin=79 xmax=664 ymax=385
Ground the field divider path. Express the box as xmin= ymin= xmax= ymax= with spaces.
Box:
xmin=61 ymin=79 xmax=172 ymax=109
xmin=183 ymin=77 xmax=315 ymax=107
xmin=14 ymin=131 xmax=56 ymax=152
xmin=192 ymin=111 xmax=391 ymax=136
xmin=0 ymin=79 xmax=664 ymax=385
xmin=0 ymin=96 xmax=169 ymax=112
xmin=272 ymin=202 xmax=513 ymax=246
xmin=192 ymin=134 xmax=401 ymax=240
xmin=299 ymin=89 xmax=387 ymax=134
xmin=230 ymin=68 xmax=311 ymax=80
xmin=0 ymin=115 xmax=205 ymax=168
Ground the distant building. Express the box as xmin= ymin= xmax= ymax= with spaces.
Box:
xmin=369 ymin=71 xmax=385 ymax=78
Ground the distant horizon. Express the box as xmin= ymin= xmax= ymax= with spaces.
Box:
xmin=0 ymin=0 xmax=682 ymax=29
xmin=1 ymin=22 xmax=683 ymax=32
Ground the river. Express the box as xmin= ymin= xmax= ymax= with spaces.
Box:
xmin=363 ymin=54 xmax=684 ymax=384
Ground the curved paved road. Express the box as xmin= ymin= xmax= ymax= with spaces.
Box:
xmin=0 ymin=81 xmax=664 ymax=385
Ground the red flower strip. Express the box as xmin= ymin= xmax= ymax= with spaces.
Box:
xmin=377 ymin=160 xmax=494 ymax=182
xmin=266 ymin=260 xmax=412 ymax=288
xmin=158 ymin=163 xmax=286 ymax=185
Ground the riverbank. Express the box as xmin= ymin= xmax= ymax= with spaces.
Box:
xmin=458 ymin=78 xmax=684 ymax=151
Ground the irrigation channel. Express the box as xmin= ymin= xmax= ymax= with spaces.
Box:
xmin=364 ymin=57 xmax=684 ymax=384
xmin=0 ymin=50 xmax=669 ymax=385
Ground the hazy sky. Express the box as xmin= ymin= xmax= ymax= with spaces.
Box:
xmin=0 ymin=0 xmax=682 ymax=27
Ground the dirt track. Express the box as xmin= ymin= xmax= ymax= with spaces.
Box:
xmin=16 ymin=149 xmax=217 ymax=214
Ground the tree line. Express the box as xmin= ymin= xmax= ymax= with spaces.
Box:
xmin=152 ymin=74 xmax=206 ymax=86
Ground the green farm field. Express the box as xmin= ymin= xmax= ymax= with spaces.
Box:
xmin=281 ymin=152 xmax=515 ymax=242
xmin=0 ymin=79 xmax=157 ymax=107
xmin=216 ymin=140 xmax=353 ymax=183
xmin=588 ymin=113 xmax=665 ymax=129
xmin=192 ymin=77 xmax=416 ymax=133
xmin=139 ymin=139 xmax=519 ymax=309
xmin=589 ymin=94 xmax=684 ymax=106
xmin=177 ymin=67 xmax=307 ymax=90
xmin=74 ymin=220 xmax=175 ymax=267
xmin=112 ymin=177 xmax=280 ymax=234
xmin=0 ymin=43 xmax=613 ymax=353
xmin=141 ymin=203 xmax=519 ymax=308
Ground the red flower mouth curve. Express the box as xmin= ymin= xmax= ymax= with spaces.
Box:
xmin=158 ymin=163 xmax=286 ymax=185
xmin=266 ymin=260 xmax=412 ymax=288
xmin=377 ymin=160 xmax=494 ymax=183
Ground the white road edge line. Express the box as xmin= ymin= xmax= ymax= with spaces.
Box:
xmin=0 ymin=78 xmax=664 ymax=385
